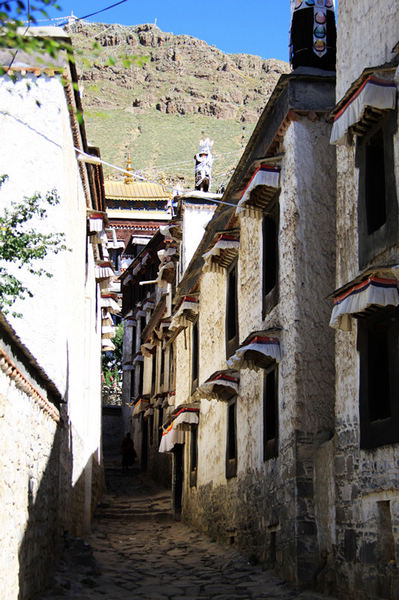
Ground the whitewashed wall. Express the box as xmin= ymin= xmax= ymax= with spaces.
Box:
xmin=0 ymin=73 xmax=102 ymax=533
xmin=336 ymin=1 xmax=399 ymax=99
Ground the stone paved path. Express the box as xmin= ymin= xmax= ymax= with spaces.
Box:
xmin=41 ymin=466 xmax=337 ymax=600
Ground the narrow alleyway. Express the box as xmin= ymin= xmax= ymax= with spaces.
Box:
xmin=42 ymin=465 xmax=337 ymax=600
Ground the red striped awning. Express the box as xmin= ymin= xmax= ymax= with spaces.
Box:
xmin=227 ymin=331 xmax=282 ymax=371
xmin=330 ymin=276 xmax=399 ymax=330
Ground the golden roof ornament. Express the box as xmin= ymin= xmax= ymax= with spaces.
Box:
xmin=124 ymin=155 xmax=133 ymax=184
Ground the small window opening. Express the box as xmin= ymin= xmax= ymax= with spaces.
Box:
xmin=149 ymin=413 xmax=154 ymax=446
xmin=263 ymin=215 xmax=277 ymax=295
xmin=158 ymin=407 xmax=163 ymax=445
xmin=226 ymin=263 xmax=239 ymax=357
xmin=140 ymin=316 xmax=146 ymax=336
xmin=365 ymin=128 xmax=386 ymax=234
xmin=138 ymin=362 xmax=144 ymax=396
xmin=263 ymin=366 xmax=279 ymax=460
xmin=160 ymin=349 xmax=165 ymax=387
xmin=270 ymin=531 xmax=277 ymax=565
xmin=131 ymin=325 xmax=137 ymax=355
xmin=191 ymin=321 xmax=199 ymax=391
xmin=190 ymin=424 xmax=198 ymax=487
xmin=226 ymin=398 xmax=237 ymax=479
xmin=151 ymin=352 xmax=157 ymax=397
xmin=367 ymin=324 xmax=390 ymax=422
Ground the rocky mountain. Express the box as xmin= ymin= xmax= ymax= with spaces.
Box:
xmin=69 ymin=22 xmax=290 ymax=190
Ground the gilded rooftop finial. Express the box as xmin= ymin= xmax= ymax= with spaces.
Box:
xmin=124 ymin=155 xmax=133 ymax=184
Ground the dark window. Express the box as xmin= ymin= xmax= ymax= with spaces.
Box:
xmin=226 ymin=262 xmax=239 ymax=358
xmin=138 ymin=362 xmax=144 ymax=396
xmin=140 ymin=316 xmax=146 ymax=336
xmin=160 ymin=349 xmax=165 ymax=387
xmin=190 ymin=424 xmax=198 ymax=487
xmin=358 ymin=307 xmax=399 ymax=449
xmin=131 ymin=325 xmax=136 ymax=355
xmin=149 ymin=413 xmax=154 ymax=446
xmin=169 ymin=344 xmax=175 ymax=390
xmin=263 ymin=209 xmax=279 ymax=316
xmin=357 ymin=114 xmax=398 ymax=268
xmin=191 ymin=320 xmax=199 ymax=392
xmin=158 ymin=407 xmax=163 ymax=445
xmin=263 ymin=365 xmax=279 ymax=460
xmin=131 ymin=284 xmax=137 ymax=307
xmin=226 ymin=398 xmax=237 ymax=479
xmin=365 ymin=129 xmax=386 ymax=234
xmin=151 ymin=351 xmax=157 ymax=397
xmin=130 ymin=370 xmax=135 ymax=402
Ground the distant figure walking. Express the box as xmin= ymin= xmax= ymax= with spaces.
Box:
xmin=121 ymin=432 xmax=137 ymax=472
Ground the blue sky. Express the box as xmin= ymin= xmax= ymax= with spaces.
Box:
xmin=41 ymin=1 xmax=293 ymax=62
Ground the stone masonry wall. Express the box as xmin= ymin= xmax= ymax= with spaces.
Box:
xmin=0 ymin=355 xmax=60 ymax=600
xmin=182 ymin=111 xmax=336 ymax=589
xmin=333 ymin=92 xmax=399 ymax=600
xmin=336 ymin=1 xmax=399 ymax=100
xmin=333 ymin=3 xmax=399 ymax=595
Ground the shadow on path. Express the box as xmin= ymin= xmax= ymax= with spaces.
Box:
xmin=41 ymin=463 xmax=337 ymax=600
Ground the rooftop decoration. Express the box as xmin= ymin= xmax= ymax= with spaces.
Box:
xmin=194 ymin=138 xmax=214 ymax=192
xmin=124 ymin=155 xmax=134 ymax=184
xmin=290 ymin=0 xmax=336 ymax=71
xmin=329 ymin=276 xmax=399 ymax=331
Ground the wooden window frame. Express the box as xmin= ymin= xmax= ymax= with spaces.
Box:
xmin=263 ymin=363 xmax=279 ymax=461
xmin=190 ymin=424 xmax=198 ymax=487
xmin=226 ymin=260 xmax=239 ymax=359
xmin=151 ymin=350 xmax=157 ymax=398
xmin=191 ymin=319 xmax=199 ymax=393
xmin=169 ymin=344 xmax=176 ymax=390
xmin=226 ymin=396 xmax=237 ymax=479
xmin=262 ymin=204 xmax=279 ymax=318
xmin=357 ymin=112 xmax=398 ymax=269
xmin=357 ymin=306 xmax=399 ymax=449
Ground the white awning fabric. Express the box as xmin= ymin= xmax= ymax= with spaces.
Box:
xmin=133 ymin=398 xmax=149 ymax=417
xmin=331 ymin=76 xmax=397 ymax=145
xmin=102 ymin=312 xmax=114 ymax=328
xmin=143 ymin=299 xmax=155 ymax=312
xmin=171 ymin=296 xmax=199 ymax=328
xmin=88 ymin=216 xmax=104 ymax=233
xmin=198 ymin=370 xmax=239 ymax=400
xmin=329 ymin=277 xmax=399 ymax=331
xmin=95 ymin=262 xmax=115 ymax=281
xmin=102 ymin=325 xmax=116 ymax=339
xmin=203 ymin=234 xmax=240 ymax=269
xmin=236 ymin=165 xmax=280 ymax=213
xmin=227 ymin=333 xmax=282 ymax=371
xmin=158 ymin=407 xmax=199 ymax=453
xmin=102 ymin=338 xmax=115 ymax=352
xmin=100 ymin=295 xmax=120 ymax=314
xmin=144 ymin=407 xmax=154 ymax=419
xmin=158 ymin=425 xmax=185 ymax=453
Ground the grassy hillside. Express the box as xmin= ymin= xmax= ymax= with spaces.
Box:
xmin=70 ymin=22 xmax=290 ymax=190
